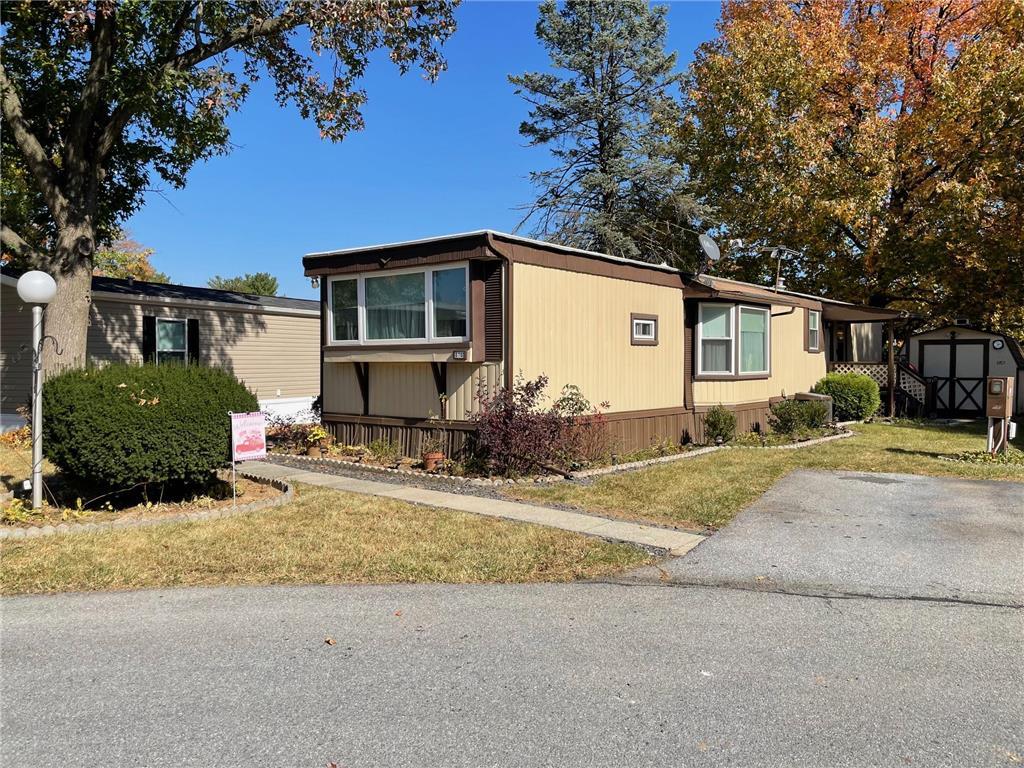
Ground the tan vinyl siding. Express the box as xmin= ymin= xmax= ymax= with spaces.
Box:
xmin=86 ymin=298 xmax=319 ymax=400
xmin=1 ymin=284 xmax=33 ymax=413
xmin=369 ymin=362 xmax=441 ymax=419
xmin=693 ymin=305 xmax=826 ymax=406
xmin=446 ymin=362 xmax=502 ymax=420
xmin=323 ymin=361 xmax=363 ymax=414
xmin=323 ymin=360 xmax=502 ymax=420
xmin=511 ymin=263 xmax=684 ymax=412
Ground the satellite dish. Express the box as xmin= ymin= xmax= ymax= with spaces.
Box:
xmin=699 ymin=234 xmax=720 ymax=263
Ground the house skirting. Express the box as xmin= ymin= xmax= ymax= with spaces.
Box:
xmin=324 ymin=401 xmax=774 ymax=457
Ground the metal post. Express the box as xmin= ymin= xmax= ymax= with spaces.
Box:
xmin=31 ymin=305 xmax=44 ymax=510
xmin=886 ymin=319 xmax=896 ymax=418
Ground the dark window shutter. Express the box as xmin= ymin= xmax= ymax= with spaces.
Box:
xmin=484 ymin=263 xmax=503 ymax=362
xmin=187 ymin=319 xmax=200 ymax=364
xmin=142 ymin=315 xmax=156 ymax=363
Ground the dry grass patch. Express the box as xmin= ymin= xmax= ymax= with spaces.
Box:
xmin=505 ymin=421 xmax=1024 ymax=530
xmin=0 ymin=483 xmax=650 ymax=595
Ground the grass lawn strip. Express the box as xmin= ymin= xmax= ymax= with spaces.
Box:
xmin=0 ymin=482 xmax=651 ymax=595
xmin=504 ymin=422 xmax=1024 ymax=531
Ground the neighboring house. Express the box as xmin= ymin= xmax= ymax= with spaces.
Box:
xmin=1 ymin=267 xmax=320 ymax=430
xmin=302 ymin=230 xmax=903 ymax=454
xmin=909 ymin=325 xmax=1024 ymax=417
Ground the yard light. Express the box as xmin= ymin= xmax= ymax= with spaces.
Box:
xmin=17 ymin=270 xmax=57 ymax=510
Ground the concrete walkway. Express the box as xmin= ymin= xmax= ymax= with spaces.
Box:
xmin=241 ymin=460 xmax=704 ymax=555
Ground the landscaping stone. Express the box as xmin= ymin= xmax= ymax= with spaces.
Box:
xmin=0 ymin=473 xmax=292 ymax=539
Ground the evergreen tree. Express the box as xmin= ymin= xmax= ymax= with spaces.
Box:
xmin=510 ymin=0 xmax=701 ymax=265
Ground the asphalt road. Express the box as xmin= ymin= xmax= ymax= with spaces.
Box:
xmin=2 ymin=471 xmax=1022 ymax=768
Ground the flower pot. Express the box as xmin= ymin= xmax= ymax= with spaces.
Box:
xmin=307 ymin=442 xmax=326 ymax=457
xmin=422 ymin=451 xmax=445 ymax=472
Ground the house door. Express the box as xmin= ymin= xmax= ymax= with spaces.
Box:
xmin=919 ymin=340 xmax=989 ymax=417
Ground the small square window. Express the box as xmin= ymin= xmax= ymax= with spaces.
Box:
xmin=631 ymin=314 xmax=658 ymax=346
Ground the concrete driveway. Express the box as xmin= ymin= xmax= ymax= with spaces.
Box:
xmin=2 ymin=471 xmax=1022 ymax=768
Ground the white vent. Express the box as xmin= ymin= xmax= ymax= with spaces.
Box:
xmin=953 ymin=317 xmax=970 ymax=326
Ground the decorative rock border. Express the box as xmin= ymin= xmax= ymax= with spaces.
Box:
xmin=726 ymin=430 xmax=855 ymax=451
xmin=0 ymin=472 xmax=293 ymax=540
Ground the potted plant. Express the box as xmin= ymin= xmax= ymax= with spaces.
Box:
xmin=421 ymin=432 xmax=446 ymax=472
xmin=306 ymin=425 xmax=331 ymax=457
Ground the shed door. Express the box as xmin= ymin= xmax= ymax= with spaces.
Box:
xmin=920 ymin=340 xmax=988 ymax=417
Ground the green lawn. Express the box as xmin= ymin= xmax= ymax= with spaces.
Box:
xmin=0 ymin=482 xmax=650 ymax=595
xmin=504 ymin=421 xmax=1024 ymax=531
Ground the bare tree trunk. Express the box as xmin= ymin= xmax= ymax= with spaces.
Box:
xmin=43 ymin=223 xmax=94 ymax=378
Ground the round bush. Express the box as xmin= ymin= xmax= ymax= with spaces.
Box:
xmin=812 ymin=373 xmax=881 ymax=421
xmin=42 ymin=363 xmax=258 ymax=491
xmin=703 ymin=404 xmax=736 ymax=443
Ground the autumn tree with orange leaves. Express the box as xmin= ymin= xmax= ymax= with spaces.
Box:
xmin=679 ymin=0 xmax=1024 ymax=333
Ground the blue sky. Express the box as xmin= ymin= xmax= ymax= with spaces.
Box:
xmin=127 ymin=1 xmax=723 ymax=298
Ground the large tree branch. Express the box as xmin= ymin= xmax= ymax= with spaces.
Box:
xmin=1 ymin=224 xmax=44 ymax=263
xmin=94 ymin=10 xmax=302 ymax=166
xmin=67 ymin=1 xmax=117 ymax=170
xmin=0 ymin=62 xmax=69 ymax=226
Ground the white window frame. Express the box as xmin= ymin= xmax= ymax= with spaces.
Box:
xmin=632 ymin=317 xmax=656 ymax=341
xmin=737 ymin=304 xmax=771 ymax=376
xmin=326 ymin=262 xmax=470 ymax=346
xmin=807 ymin=309 xmax=821 ymax=352
xmin=156 ymin=318 xmax=188 ymax=365
xmin=697 ymin=303 xmax=735 ymax=375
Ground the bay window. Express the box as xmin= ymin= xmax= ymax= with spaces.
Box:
xmin=697 ymin=303 xmax=771 ymax=377
xmin=328 ymin=264 xmax=469 ymax=344
xmin=698 ymin=304 xmax=733 ymax=374
xmin=738 ymin=306 xmax=769 ymax=374
xmin=331 ymin=279 xmax=358 ymax=341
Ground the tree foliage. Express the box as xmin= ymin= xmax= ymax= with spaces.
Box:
xmin=93 ymin=231 xmax=169 ymax=283
xmin=511 ymin=0 xmax=702 ymax=265
xmin=208 ymin=271 xmax=279 ymax=296
xmin=680 ymin=0 xmax=1024 ymax=333
xmin=0 ymin=1 xmax=458 ymax=371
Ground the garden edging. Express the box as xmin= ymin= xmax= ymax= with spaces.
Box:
xmin=0 ymin=472 xmax=293 ymax=540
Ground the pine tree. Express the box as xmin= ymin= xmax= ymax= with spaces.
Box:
xmin=510 ymin=0 xmax=701 ymax=264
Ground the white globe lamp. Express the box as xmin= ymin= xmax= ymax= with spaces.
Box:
xmin=17 ymin=270 xmax=58 ymax=510
xmin=16 ymin=270 xmax=57 ymax=305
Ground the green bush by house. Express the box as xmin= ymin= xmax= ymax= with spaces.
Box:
xmin=43 ymin=363 xmax=258 ymax=492
xmin=768 ymin=398 xmax=830 ymax=436
xmin=703 ymin=404 xmax=736 ymax=443
xmin=812 ymin=373 xmax=881 ymax=421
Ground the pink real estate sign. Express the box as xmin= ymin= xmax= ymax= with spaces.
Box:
xmin=231 ymin=411 xmax=267 ymax=462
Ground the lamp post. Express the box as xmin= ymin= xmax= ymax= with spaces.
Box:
xmin=16 ymin=271 xmax=58 ymax=510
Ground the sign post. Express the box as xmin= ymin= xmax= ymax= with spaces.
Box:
xmin=229 ymin=411 xmax=268 ymax=506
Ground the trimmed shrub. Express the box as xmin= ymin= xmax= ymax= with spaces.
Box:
xmin=768 ymin=399 xmax=808 ymax=436
xmin=767 ymin=399 xmax=831 ymax=436
xmin=703 ymin=404 xmax=736 ymax=443
xmin=801 ymin=399 xmax=830 ymax=429
xmin=42 ymin=363 xmax=257 ymax=492
xmin=812 ymin=373 xmax=881 ymax=421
